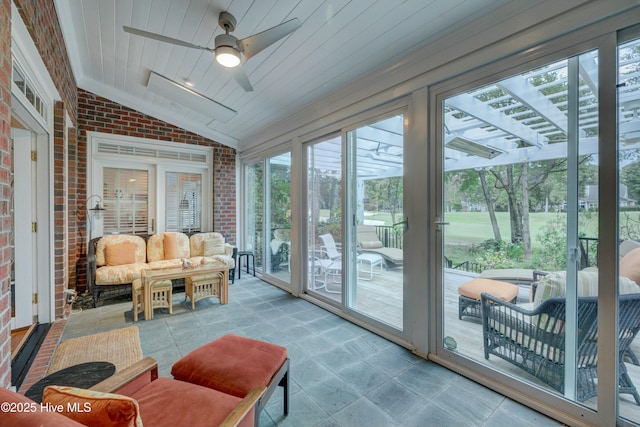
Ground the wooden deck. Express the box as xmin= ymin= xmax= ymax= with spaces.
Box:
xmin=305 ymin=266 xmax=640 ymax=418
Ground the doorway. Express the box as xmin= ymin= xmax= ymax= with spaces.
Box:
xmin=10 ymin=120 xmax=38 ymax=330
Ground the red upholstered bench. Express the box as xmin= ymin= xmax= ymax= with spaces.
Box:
xmin=458 ymin=278 xmax=519 ymax=320
xmin=171 ymin=333 xmax=289 ymax=426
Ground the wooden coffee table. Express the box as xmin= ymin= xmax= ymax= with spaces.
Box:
xmin=141 ymin=264 xmax=229 ymax=319
xmin=24 ymin=361 xmax=115 ymax=403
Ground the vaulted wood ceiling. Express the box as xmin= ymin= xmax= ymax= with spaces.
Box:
xmin=54 ymin=0 xmax=514 ymax=149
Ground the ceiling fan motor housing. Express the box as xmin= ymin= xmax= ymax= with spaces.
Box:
xmin=215 ymin=33 xmax=240 ymax=51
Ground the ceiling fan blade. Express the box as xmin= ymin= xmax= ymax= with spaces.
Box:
xmin=238 ymin=18 xmax=301 ymax=61
xmin=123 ymin=26 xmax=213 ymax=52
xmin=232 ymin=67 xmax=254 ymax=92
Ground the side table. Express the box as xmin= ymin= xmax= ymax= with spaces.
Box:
xmin=24 ymin=361 xmax=116 ymax=403
xmin=237 ymin=250 xmax=255 ymax=279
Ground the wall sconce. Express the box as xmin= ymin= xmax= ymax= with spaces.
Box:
xmin=86 ymin=195 xmax=105 ymax=240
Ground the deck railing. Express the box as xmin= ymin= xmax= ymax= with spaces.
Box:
xmin=373 ymin=225 xmax=403 ymax=249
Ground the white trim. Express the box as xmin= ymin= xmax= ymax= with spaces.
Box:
xmin=10 ymin=3 xmax=57 ymax=325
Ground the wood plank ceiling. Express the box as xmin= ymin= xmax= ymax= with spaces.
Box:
xmin=54 ymin=0 xmax=512 ymax=149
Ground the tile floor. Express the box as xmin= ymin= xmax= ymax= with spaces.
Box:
xmin=62 ymin=275 xmax=563 ymax=427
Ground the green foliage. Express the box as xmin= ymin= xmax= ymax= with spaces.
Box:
xmin=534 ymin=216 xmax=567 ymax=270
xmin=471 ymin=239 xmax=522 ymax=269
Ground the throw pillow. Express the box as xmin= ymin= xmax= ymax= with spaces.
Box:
xmin=42 ymin=385 xmax=143 ymax=427
xmin=359 ymin=240 xmax=383 ymax=250
xmin=163 ymin=233 xmax=178 ymax=259
xmin=620 ymin=247 xmax=640 ymax=284
xmin=0 ymin=386 xmax=84 ymax=426
xmin=203 ymin=235 xmax=225 ymax=256
xmin=105 ymin=242 xmax=137 ymax=266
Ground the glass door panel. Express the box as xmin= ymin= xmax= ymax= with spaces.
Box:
xmin=165 ymin=172 xmax=201 ymax=233
xmin=441 ymin=50 xmax=598 ymax=407
xmin=102 ymin=168 xmax=149 ymax=234
xmin=266 ymin=153 xmax=292 ymax=283
xmin=618 ymin=35 xmax=640 ymax=422
xmin=306 ymin=136 xmax=343 ymax=302
xmin=347 ymin=115 xmax=405 ymax=329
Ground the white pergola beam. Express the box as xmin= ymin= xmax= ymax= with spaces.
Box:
xmin=447 ymin=92 xmax=549 ymax=147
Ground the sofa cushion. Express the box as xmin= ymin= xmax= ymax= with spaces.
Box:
xmin=105 ymin=242 xmax=137 ymax=266
xmin=190 ymin=232 xmax=228 ymax=257
xmin=146 ymin=233 xmax=189 ymax=262
xmin=163 ymin=233 xmax=178 ymax=259
xmin=95 ymin=263 xmax=149 ymax=286
xmin=620 ymin=247 xmax=640 ymax=284
xmin=171 ymin=333 xmax=287 ymax=398
xmin=130 ymin=377 xmax=253 ymax=427
xmin=96 ymin=235 xmax=147 ymax=266
xmin=43 ymin=385 xmax=142 ymax=427
xmin=204 ymin=235 xmax=226 ymax=256
xmin=0 ymin=386 xmax=85 ymax=427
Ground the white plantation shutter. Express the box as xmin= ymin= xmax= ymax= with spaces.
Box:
xmin=165 ymin=172 xmax=202 ymax=232
xmin=103 ymin=168 xmax=148 ymax=234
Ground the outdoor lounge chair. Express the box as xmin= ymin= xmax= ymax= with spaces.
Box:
xmin=357 ymin=225 xmax=403 ymax=266
xmin=481 ymin=292 xmax=640 ymax=404
xmin=319 ymin=233 xmax=342 ymax=261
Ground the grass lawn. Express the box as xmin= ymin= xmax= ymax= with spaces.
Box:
xmin=443 ymin=211 xmax=599 ymax=249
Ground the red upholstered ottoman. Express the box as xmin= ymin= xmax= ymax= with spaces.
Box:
xmin=171 ymin=333 xmax=289 ymax=426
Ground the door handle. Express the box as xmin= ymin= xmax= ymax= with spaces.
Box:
xmin=435 ymin=218 xmax=449 ymax=231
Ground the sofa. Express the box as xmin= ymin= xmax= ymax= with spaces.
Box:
xmin=88 ymin=232 xmax=236 ymax=306
xmin=1 ymin=357 xmax=262 ymax=427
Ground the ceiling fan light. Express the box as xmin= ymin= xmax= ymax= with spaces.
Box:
xmin=216 ymin=46 xmax=241 ymax=68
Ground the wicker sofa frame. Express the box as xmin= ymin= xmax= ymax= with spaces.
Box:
xmin=481 ymin=292 xmax=640 ymax=404
xmin=88 ymin=233 xmax=237 ymax=307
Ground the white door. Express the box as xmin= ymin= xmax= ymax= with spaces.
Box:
xmin=11 ymin=126 xmax=38 ymax=329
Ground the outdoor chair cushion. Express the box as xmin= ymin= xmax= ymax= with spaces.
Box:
xmin=458 ymin=278 xmax=519 ymax=302
xmin=533 ymin=270 xmax=639 ymax=307
xmin=621 ymin=247 xmax=640 ymax=284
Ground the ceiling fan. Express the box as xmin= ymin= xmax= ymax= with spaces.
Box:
xmin=124 ymin=11 xmax=301 ymax=92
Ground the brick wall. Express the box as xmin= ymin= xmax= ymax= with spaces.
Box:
xmin=73 ymin=89 xmax=237 ymax=287
xmin=53 ymin=102 xmax=67 ymax=318
xmin=0 ymin=0 xmax=11 ymax=389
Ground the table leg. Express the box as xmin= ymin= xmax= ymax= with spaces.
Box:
xmin=144 ymin=277 xmax=153 ymax=320
xmin=221 ymin=269 xmax=229 ymax=304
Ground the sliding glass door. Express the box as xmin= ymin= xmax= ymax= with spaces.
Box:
xmin=439 ymin=49 xmax=600 ymax=408
xmin=244 ymin=153 xmax=292 ymax=287
xmin=618 ymin=32 xmax=640 ymax=425
xmin=304 ymin=113 xmax=406 ymax=331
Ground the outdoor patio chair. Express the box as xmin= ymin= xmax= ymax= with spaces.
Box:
xmin=356 ymin=225 xmax=403 ymax=266
xmin=319 ymin=233 xmax=342 ymax=261
xmin=481 ymin=292 xmax=640 ymax=404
